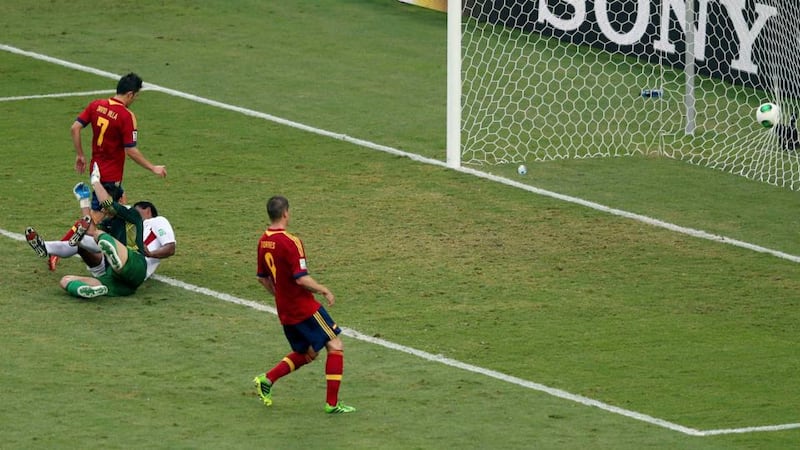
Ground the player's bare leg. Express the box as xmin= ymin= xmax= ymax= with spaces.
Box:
xmin=60 ymin=274 xmax=108 ymax=299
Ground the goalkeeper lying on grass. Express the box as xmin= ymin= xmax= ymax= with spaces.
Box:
xmin=26 ymin=163 xmax=175 ymax=299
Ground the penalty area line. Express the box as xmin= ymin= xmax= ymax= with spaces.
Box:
xmin=2 ymin=44 xmax=799 ymax=266
xmin=1 ymin=228 xmax=798 ymax=436
xmin=0 ymin=89 xmax=115 ymax=102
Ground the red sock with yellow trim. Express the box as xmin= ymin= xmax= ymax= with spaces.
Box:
xmin=49 ymin=221 xmax=82 ymax=271
xmin=266 ymin=352 xmax=311 ymax=384
xmin=58 ymin=218 xmax=86 ymax=242
xmin=325 ymin=350 xmax=344 ymax=406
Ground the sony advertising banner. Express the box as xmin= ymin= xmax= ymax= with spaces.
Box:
xmin=464 ymin=0 xmax=799 ymax=97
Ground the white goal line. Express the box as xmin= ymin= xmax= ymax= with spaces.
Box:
xmin=2 ymin=44 xmax=798 ymax=265
xmin=0 ymin=89 xmax=115 ymax=102
xmin=0 ymin=228 xmax=797 ymax=437
xmin=2 ymin=44 xmax=799 ymax=436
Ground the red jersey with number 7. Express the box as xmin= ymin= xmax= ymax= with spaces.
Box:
xmin=76 ymin=97 xmax=138 ymax=183
xmin=257 ymin=228 xmax=321 ymax=325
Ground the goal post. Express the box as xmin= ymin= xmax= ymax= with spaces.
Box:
xmin=447 ymin=0 xmax=463 ymax=168
xmin=683 ymin=0 xmax=695 ymax=135
xmin=450 ymin=0 xmax=800 ymax=189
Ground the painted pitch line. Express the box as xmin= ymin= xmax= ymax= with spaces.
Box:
xmin=0 ymin=89 xmax=114 ymax=102
xmin=2 ymin=44 xmax=799 ymax=434
xmin=2 ymin=228 xmax=798 ymax=436
xmin=3 ymin=44 xmax=798 ymax=266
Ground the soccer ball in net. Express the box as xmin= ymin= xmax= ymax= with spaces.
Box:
xmin=756 ymin=103 xmax=781 ymax=128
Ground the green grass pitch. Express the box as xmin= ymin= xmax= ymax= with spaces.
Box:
xmin=1 ymin=1 xmax=799 ymax=448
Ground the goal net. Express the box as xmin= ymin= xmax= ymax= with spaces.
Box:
xmin=454 ymin=0 xmax=800 ymax=189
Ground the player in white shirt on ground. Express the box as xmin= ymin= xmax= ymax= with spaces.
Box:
xmin=26 ymin=183 xmax=175 ymax=283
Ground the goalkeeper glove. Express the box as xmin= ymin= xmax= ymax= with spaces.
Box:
xmin=90 ymin=163 xmax=101 ymax=185
xmin=73 ymin=182 xmax=91 ymax=209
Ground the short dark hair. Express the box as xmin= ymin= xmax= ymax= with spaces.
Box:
xmin=117 ymin=73 xmax=143 ymax=94
xmin=133 ymin=201 xmax=158 ymax=217
xmin=267 ymin=196 xmax=289 ymax=221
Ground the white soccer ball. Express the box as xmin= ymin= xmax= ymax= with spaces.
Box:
xmin=756 ymin=102 xmax=780 ymax=128
xmin=517 ymin=164 xmax=527 ymax=175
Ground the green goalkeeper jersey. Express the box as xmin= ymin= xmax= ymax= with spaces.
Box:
xmin=99 ymin=200 xmax=145 ymax=254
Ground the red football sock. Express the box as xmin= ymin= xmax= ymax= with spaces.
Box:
xmin=59 ymin=219 xmax=83 ymax=241
xmin=325 ymin=350 xmax=344 ymax=406
xmin=266 ymin=351 xmax=311 ymax=384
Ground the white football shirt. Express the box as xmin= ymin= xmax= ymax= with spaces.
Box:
xmin=142 ymin=215 xmax=176 ymax=279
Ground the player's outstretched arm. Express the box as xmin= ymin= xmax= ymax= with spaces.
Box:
xmin=126 ymin=147 xmax=167 ymax=178
xmin=145 ymin=242 xmax=175 ymax=259
xmin=71 ymin=121 xmax=87 ymax=174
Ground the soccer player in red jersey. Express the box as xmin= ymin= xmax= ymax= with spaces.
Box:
xmin=253 ymin=196 xmax=355 ymax=414
xmin=49 ymin=73 xmax=167 ymax=271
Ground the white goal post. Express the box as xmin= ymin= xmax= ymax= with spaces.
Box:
xmin=448 ymin=0 xmax=800 ymax=190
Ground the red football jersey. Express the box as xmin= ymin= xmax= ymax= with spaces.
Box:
xmin=257 ymin=228 xmax=321 ymax=325
xmin=76 ymin=98 xmax=138 ymax=183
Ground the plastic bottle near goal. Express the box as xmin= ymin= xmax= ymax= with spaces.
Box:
xmin=641 ymin=89 xmax=663 ymax=98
